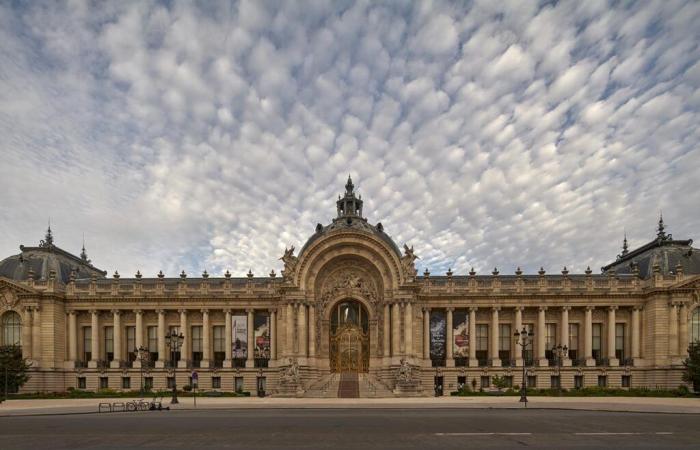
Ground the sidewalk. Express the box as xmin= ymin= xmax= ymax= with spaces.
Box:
xmin=2 ymin=396 xmax=700 ymax=416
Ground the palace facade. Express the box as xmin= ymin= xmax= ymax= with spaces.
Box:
xmin=1 ymin=177 xmax=700 ymax=397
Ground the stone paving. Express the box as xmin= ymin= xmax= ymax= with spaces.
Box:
xmin=2 ymin=395 xmax=700 ymax=416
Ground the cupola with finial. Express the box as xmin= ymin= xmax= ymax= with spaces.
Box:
xmin=336 ymin=174 xmax=363 ymax=219
xmin=39 ymin=221 xmax=54 ymax=248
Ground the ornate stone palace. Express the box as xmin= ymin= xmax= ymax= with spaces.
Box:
xmin=1 ymin=177 xmax=699 ymax=396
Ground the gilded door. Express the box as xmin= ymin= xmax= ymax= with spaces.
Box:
xmin=330 ymin=324 xmax=369 ymax=372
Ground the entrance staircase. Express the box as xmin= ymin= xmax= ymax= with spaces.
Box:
xmin=338 ymin=373 xmax=359 ymax=398
xmin=303 ymin=372 xmax=396 ymax=398
xmin=302 ymin=373 xmax=340 ymax=398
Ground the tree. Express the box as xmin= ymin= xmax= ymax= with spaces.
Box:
xmin=492 ymin=375 xmax=509 ymax=392
xmin=682 ymin=343 xmax=700 ymax=392
xmin=0 ymin=345 xmax=31 ymax=400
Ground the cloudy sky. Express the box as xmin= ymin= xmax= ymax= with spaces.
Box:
xmin=1 ymin=0 xmax=699 ymax=279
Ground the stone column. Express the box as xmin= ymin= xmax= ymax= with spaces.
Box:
xmin=270 ymin=309 xmax=277 ymax=361
xmin=178 ymin=309 xmax=188 ymax=368
xmin=561 ymin=306 xmax=571 ymax=366
xmin=391 ymin=303 xmax=400 ymax=358
xmin=111 ymin=310 xmax=122 ymax=368
xmin=423 ymin=308 xmax=430 ymax=360
xmin=246 ymin=308 xmax=255 ymax=367
xmin=608 ymin=306 xmax=619 ymax=366
xmin=679 ymin=303 xmax=689 ymax=357
xmin=298 ymin=304 xmax=307 ymax=358
xmin=669 ymin=303 xmax=679 ymax=358
xmin=584 ymin=306 xmax=594 ymax=366
xmin=383 ymin=304 xmax=391 ymax=357
xmin=446 ymin=308 xmax=454 ymax=367
xmin=68 ymin=310 xmax=77 ymax=363
xmin=514 ymin=306 xmax=523 ymax=366
xmin=631 ymin=306 xmax=641 ymax=361
xmin=491 ymin=307 xmax=501 ymax=367
xmin=31 ymin=307 xmax=42 ymax=365
xmin=201 ymin=309 xmax=210 ymax=368
xmin=224 ymin=309 xmax=232 ymax=366
xmin=468 ymin=307 xmax=477 ymax=367
xmin=308 ymin=304 xmax=316 ymax=359
xmin=156 ymin=310 xmax=165 ymax=368
xmin=135 ymin=309 xmax=144 ymax=354
xmin=22 ymin=307 xmax=33 ymax=361
xmin=404 ymin=302 xmax=413 ymax=357
xmin=536 ymin=307 xmax=547 ymax=366
xmin=89 ymin=310 xmax=99 ymax=367
xmin=286 ymin=303 xmax=294 ymax=357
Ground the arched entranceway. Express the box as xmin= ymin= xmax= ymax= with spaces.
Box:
xmin=329 ymin=300 xmax=369 ymax=373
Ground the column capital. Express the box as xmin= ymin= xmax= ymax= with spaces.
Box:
xmin=469 ymin=306 xmax=478 ymax=312
xmin=514 ymin=306 xmax=525 ymax=312
xmin=223 ymin=308 xmax=232 ymax=314
xmin=178 ymin=308 xmax=188 ymax=314
xmin=422 ymin=307 xmax=431 ymax=313
xmin=608 ymin=305 xmax=619 ymax=311
xmin=491 ymin=306 xmax=501 ymax=312
xmin=89 ymin=309 xmax=98 ymax=315
xmin=561 ymin=306 xmax=572 ymax=311
xmin=585 ymin=305 xmax=595 ymax=311
xmin=133 ymin=309 xmax=144 ymax=315
xmin=538 ymin=306 xmax=547 ymax=312
xmin=110 ymin=309 xmax=121 ymax=315
xmin=155 ymin=309 xmax=165 ymax=315
xmin=200 ymin=308 xmax=209 ymax=314
xmin=633 ymin=305 xmax=644 ymax=311
xmin=268 ymin=308 xmax=277 ymax=314
xmin=246 ymin=308 xmax=255 ymax=313
xmin=66 ymin=309 xmax=77 ymax=316
xmin=446 ymin=307 xmax=455 ymax=312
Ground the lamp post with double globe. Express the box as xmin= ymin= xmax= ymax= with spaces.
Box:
xmin=552 ymin=344 xmax=568 ymax=394
xmin=165 ymin=330 xmax=184 ymax=404
xmin=135 ymin=345 xmax=149 ymax=395
xmin=514 ymin=326 xmax=535 ymax=405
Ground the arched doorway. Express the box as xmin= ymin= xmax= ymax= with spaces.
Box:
xmin=329 ymin=300 xmax=369 ymax=373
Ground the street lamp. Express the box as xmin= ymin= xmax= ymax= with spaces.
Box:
xmin=514 ymin=326 xmax=535 ymax=405
xmin=165 ymin=330 xmax=184 ymax=404
xmin=135 ymin=345 xmax=149 ymax=395
xmin=552 ymin=344 xmax=568 ymax=394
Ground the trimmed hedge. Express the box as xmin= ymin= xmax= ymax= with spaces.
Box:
xmin=451 ymin=385 xmax=696 ymax=398
xmin=7 ymin=388 xmax=251 ymax=400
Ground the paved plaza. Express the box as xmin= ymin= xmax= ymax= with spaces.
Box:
xmin=1 ymin=406 xmax=700 ymax=449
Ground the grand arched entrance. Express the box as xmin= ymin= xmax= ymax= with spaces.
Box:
xmin=329 ymin=300 xmax=369 ymax=373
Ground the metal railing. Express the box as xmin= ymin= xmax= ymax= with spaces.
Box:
xmin=454 ymin=357 xmax=468 ymax=367
xmin=431 ymin=358 xmax=446 ymax=367
xmin=477 ymin=358 xmax=488 ymax=367
xmin=213 ymin=359 xmax=224 ymax=368
xmin=232 ymin=358 xmax=247 ymax=368
xmin=501 ymin=358 xmax=516 ymax=367
xmin=254 ymin=358 xmax=269 ymax=368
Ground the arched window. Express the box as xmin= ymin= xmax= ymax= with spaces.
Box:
xmin=1 ymin=311 xmax=22 ymax=347
xmin=692 ymin=308 xmax=700 ymax=346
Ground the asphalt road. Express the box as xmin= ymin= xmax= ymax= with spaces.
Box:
xmin=1 ymin=408 xmax=699 ymax=449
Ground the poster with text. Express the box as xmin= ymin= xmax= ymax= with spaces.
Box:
xmin=453 ymin=310 xmax=469 ymax=358
xmin=430 ymin=310 xmax=446 ymax=361
xmin=232 ymin=314 xmax=247 ymax=358
xmin=254 ymin=312 xmax=271 ymax=359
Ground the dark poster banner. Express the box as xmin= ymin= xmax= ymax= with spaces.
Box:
xmin=453 ymin=310 xmax=469 ymax=358
xmin=254 ymin=312 xmax=271 ymax=359
xmin=430 ymin=310 xmax=446 ymax=360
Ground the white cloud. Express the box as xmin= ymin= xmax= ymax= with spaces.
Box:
xmin=0 ymin=0 xmax=699 ymax=280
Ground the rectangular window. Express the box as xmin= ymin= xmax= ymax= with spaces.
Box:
xmin=99 ymin=377 xmax=108 ymax=390
xmin=568 ymin=323 xmax=579 ymax=361
xmin=83 ymin=327 xmax=92 ymax=362
xmin=622 ymin=375 xmax=631 ymax=388
xmin=615 ymin=323 xmax=626 ymax=361
xmin=503 ymin=376 xmax=513 ymax=388
xmin=523 ymin=324 xmax=534 ymax=365
xmin=104 ymin=326 xmax=114 ymax=362
xmin=235 ymin=376 xmax=244 ymax=393
xmin=598 ymin=375 xmax=607 ymax=388
xmin=457 ymin=376 xmax=467 ymax=390
xmin=122 ymin=377 xmax=131 ymax=389
xmin=77 ymin=377 xmax=86 ymax=389
xmin=480 ymin=376 xmax=490 ymax=389
xmin=574 ymin=375 xmax=584 ymax=389
xmin=499 ymin=324 xmax=511 ymax=363
xmin=213 ymin=326 xmax=225 ymax=366
xmin=126 ymin=326 xmax=136 ymax=362
xmin=551 ymin=375 xmax=560 ymax=389
xmin=545 ymin=323 xmax=557 ymax=361
xmin=167 ymin=377 xmax=175 ymax=389
xmin=144 ymin=377 xmax=153 ymax=391
xmin=476 ymin=324 xmax=488 ymax=365
xmin=592 ymin=323 xmax=602 ymax=361
xmin=147 ymin=326 xmax=158 ymax=362
xmin=527 ymin=375 xmax=537 ymax=389
xmin=169 ymin=326 xmax=180 ymax=362
xmin=212 ymin=377 xmax=221 ymax=389
xmin=191 ymin=326 xmax=203 ymax=365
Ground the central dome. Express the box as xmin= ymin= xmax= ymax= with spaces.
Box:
xmin=298 ymin=176 xmax=401 ymax=258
